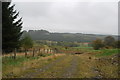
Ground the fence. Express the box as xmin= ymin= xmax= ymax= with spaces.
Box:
xmin=2 ymin=48 xmax=58 ymax=59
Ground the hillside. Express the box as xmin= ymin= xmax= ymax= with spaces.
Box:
xmin=22 ymin=30 xmax=118 ymax=42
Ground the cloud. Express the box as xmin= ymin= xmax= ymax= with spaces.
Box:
xmin=12 ymin=1 xmax=118 ymax=35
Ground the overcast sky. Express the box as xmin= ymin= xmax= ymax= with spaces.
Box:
xmin=12 ymin=0 xmax=118 ymax=35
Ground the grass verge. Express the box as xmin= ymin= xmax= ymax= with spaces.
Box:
xmin=2 ymin=53 xmax=54 ymax=78
xmin=95 ymin=49 xmax=119 ymax=57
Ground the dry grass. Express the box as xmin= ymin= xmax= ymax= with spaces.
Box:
xmin=3 ymin=52 xmax=26 ymax=57
xmin=74 ymin=53 xmax=96 ymax=78
xmin=73 ymin=52 xmax=118 ymax=78
xmin=94 ymin=55 xmax=118 ymax=78
xmin=3 ymin=49 xmax=118 ymax=78
xmin=2 ymin=53 xmax=65 ymax=78
xmin=35 ymin=55 xmax=74 ymax=78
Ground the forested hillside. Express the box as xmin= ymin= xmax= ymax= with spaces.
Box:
xmin=22 ymin=30 xmax=118 ymax=42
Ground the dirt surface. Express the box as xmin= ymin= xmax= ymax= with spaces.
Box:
xmin=4 ymin=53 xmax=118 ymax=78
xmin=21 ymin=55 xmax=66 ymax=78
xmin=62 ymin=55 xmax=79 ymax=78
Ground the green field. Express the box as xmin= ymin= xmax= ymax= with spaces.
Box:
xmin=95 ymin=49 xmax=119 ymax=57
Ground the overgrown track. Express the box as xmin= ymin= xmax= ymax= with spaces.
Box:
xmin=62 ymin=55 xmax=79 ymax=78
xmin=21 ymin=56 xmax=67 ymax=78
xmin=21 ymin=54 xmax=81 ymax=78
xmin=5 ymin=53 xmax=118 ymax=78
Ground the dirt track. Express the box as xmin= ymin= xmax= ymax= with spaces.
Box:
xmin=5 ymin=53 xmax=118 ymax=78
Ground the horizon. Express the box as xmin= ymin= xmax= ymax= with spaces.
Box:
xmin=23 ymin=29 xmax=118 ymax=36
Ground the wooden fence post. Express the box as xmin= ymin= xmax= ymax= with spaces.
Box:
xmin=39 ymin=48 xmax=40 ymax=53
xmin=48 ymin=49 xmax=49 ymax=53
xmin=50 ymin=49 xmax=52 ymax=53
xmin=25 ymin=48 xmax=27 ymax=57
xmin=13 ymin=48 xmax=16 ymax=59
xmin=33 ymin=48 xmax=35 ymax=57
xmin=44 ymin=48 xmax=46 ymax=53
xmin=47 ymin=49 xmax=48 ymax=53
xmin=49 ymin=49 xmax=51 ymax=53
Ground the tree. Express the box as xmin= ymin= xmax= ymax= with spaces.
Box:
xmin=21 ymin=35 xmax=33 ymax=57
xmin=92 ymin=39 xmax=104 ymax=50
xmin=104 ymin=36 xmax=115 ymax=48
xmin=2 ymin=2 xmax=23 ymax=53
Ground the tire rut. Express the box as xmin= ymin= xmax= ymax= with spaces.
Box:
xmin=62 ymin=55 xmax=79 ymax=78
xmin=21 ymin=56 xmax=66 ymax=78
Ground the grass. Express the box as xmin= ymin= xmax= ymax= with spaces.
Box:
xmin=2 ymin=53 xmax=54 ymax=77
xmin=18 ymin=55 xmax=64 ymax=78
xmin=95 ymin=49 xmax=119 ymax=57
xmin=74 ymin=55 xmax=96 ymax=78
xmin=2 ymin=47 xmax=119 ymax=78
xmin=73 ymin=46 xmax=93 ymax=49
xmin=2 ymin=56 xmax=31 ymax=77
xmin=38 ymin=53 xmax=53 ymax=57
xmin=94 ymin=54 xmax=118 ymax=78
xmin=3 ymin=53 xmax=53 ymax=66
xmin=3 ymin=56 xmax=29 ymax=66
xmin=2 ymin=53 xmax=65 ymax=78
xmin=35 ymin=55 xmax=74 ymax=78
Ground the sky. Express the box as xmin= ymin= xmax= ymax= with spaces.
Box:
xmin=12 ymin=0 xmax=118 ymax=35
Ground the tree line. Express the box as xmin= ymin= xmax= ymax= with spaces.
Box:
xmin=92 ymin=36 xmax=120 ymax=50
xmin=22 ymin=30 xmax=118 ymax=43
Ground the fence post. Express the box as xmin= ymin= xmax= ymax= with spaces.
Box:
xmin=39 ymin=48 xmax=40 ymax=53
xmin=13 ymin=48 xmax=16 ymax=59
xmin=44 ymin=48 xmax=46 ymax=53
xmin=25 ymin=48 xmax=27 ymax=57
xmin=50 ymin=49 xmax=52 ymax=53
xmin=49 ymin=49 xmax=51 ymax=53
xmin=47 ymin=49 xmax=49 ymax=53
xmin=33 ymin=48 xmax=35 ymax=57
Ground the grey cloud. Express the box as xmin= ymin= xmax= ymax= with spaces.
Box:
xmin=13 ymin=2 xmax=118 ymax=35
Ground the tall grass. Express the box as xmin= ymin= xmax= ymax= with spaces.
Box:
xmin=2 ymin=53 xmax=53 ymax=66
xmin=3 ymin=56 xmax=37 ymax=66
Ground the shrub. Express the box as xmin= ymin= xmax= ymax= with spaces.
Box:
xmin=104 ymin=36 xmax=115 ymax=48
xmin=92 ymin=39 xmax=104 ymax=50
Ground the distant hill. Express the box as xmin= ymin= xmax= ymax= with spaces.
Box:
xmin=22 ymin=30 xmax=118 ymax=42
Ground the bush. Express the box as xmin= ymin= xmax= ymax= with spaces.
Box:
xmin=104 ymin=36 xmax=115 ymax=48
xmin=92 ymin=39 xmax=104 ymax=50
